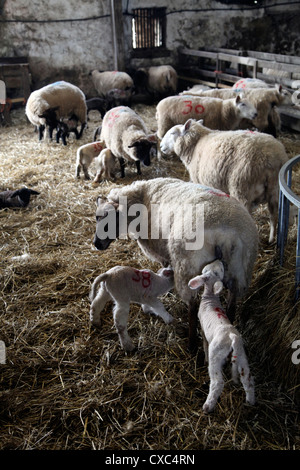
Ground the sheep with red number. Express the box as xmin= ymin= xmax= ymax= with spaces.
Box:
xmin=89 ymin=266 xmax=174 ymax=351
xmin=75 ymin=140 xmax=106 ymax=180
xmin=155 ymin=94 xmax=257 ymax=139
xmin=189 ymin=260 xmax=255 ymax=413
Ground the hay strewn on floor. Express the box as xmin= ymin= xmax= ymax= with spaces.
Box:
xmin=0 ymin=106 xmax=300 ymax=450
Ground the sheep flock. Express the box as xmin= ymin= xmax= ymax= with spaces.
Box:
xmin=1 ymin=71 xmax=300 ymax=451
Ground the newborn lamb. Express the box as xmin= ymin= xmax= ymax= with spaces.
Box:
xmin=89 ymin=265 xmax=174 ymax=351
xmin=189 ymin=260 xmax=255 ymax=412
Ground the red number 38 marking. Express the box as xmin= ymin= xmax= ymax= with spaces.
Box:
xmin=182 ymin=100 xmax=205 ymax=115
xmin=131 ymin=270 xmax=151 ymax=288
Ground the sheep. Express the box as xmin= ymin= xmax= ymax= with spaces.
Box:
xmin=25 ymin=81 xmax=87 ymax=141
xmin=155 ymin=94 xmax=257 ymax=139
xmin=188 ymin=260 xmax=255 ymax=412
xmin=100 ymin=106 xmax=157 ymax=177
xmin=134 ymin=65 xmax=178 ymax=98
xmin=0 ymin=187 xmax=39 ymax=208
xmin=93 ymin=177 xmax=259 ymax=351
xmin=160 ymin=119 xmax=290 ymax=243
xmin=90 ymin=70 xmax=134 ymax=97
xmin=75 ymin=140 xmax=106 ymax=180
xmin=86 ymin=97 xmax=108 ymax=119
xmin=93 ymin=148 xmax=116 ymax=183
xmin=106 ymin=88 xmax=132 ymax=107
xmin=55 ymin=115 xmax=79 ymax=145
xmin=89 ymin=266 xmax=174 ymax=351
xmin=181 ymin=84 xmax=292 ymax=136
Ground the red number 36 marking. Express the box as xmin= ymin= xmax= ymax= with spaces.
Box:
xmin=182 ymin=100 xmax=205 ymax=115
xmin=132 ymin=270 xmax=151 ymax=288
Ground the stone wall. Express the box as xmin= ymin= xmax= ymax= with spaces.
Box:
xmin=0 ymin=0 xmax=299 ymax=97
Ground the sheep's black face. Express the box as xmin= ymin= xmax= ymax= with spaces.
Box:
xmin=93 ymin=199 xmax=120 ymax=251
xmin=129 ymin=140 xmax=154 ymax=166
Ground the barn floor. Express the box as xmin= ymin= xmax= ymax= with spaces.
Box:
xmin=0 ymin=105 xmax=300 ymax=451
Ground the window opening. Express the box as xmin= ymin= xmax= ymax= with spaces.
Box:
xmin=132 ymin=8 xmax=166 ymax=49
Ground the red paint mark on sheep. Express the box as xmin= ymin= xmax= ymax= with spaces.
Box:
xmin=182 ymin=100 xmax=205 ymax=115
xmin=131 ymin=270 xmax=151 ymax=288
xmin=215 ymin=307 xmax=228 ymax=319
xmin=93 ymin=142 xmax=104 ymax=152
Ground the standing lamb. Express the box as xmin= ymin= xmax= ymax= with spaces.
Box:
xmin=75 ymin=141 xmax=106 ymax=180
xmin=100 ymin=106 xmax=157 ymax=177
xmin=134 ymin=65 xmax=177 ymax=98
xmin=90 ymin=70 xmax=134 ymax=97
xmin=160 ymin=119 xmax=290 ymax=243
xmin=156 ymin=94 xmax=257 ymax=139
xmin=25 ymin=81 xmax=87 ymax=141
xmin=189 ymin=260 xmax=255 ymax=412
xmin=93 ymin=148 xmax=116 ymax=183
xmin=93 ymin=177 xmax=259 ymax=351
xmin=89 ymin=266 xmax=174 ymax=351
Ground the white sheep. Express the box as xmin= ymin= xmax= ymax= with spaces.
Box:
xmin=155 ymin=94 xmax=257 ymax=139
xmin=75 ymin=140 xmax=106 ymax=180
xmin=160 ymin=119 xmax=290 ymax=243
xmin=93 ymin=148 xmax=116 ymax=183
xmin=90 ymin=70 xmax=134 ymax=97
xmin=93 ymin=177 xmax=259 ymax=351
xmin=189 ymin=260 xmax=255 ymax=413
xmin=100 ymin=106 xmax=157 ymax=177
xmin=181 ymin=84 xmax=292 ymax=136
xmin=89 ymin=266 xmax=174 ymax=351
xmin=134 ymin=65 xmax=177 ymax=97
xmin=25 ymin=81 xmax=87 ymax=141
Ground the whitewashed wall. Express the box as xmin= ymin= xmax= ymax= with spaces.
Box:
xmin=0 ymin=0 xmax=299 ymax=97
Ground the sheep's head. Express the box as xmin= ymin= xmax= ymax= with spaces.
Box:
xmin=39 ymin=106 xmax=59 ymax=127
xmin=160 ymin=124 xmax=183 ymax=156
xmin=235 ymin=95 xmax=257 ymax=120
xmin=93 ymin=196 xmax=120 ymax=250
xmin=128 ymin=135 xmax=157 ymax=166
xmin=188 ymin=260 xmax=224 ymax=296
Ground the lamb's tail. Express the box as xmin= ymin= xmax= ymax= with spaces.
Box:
xmin=89 ymin=273 xmax=109 ymax=301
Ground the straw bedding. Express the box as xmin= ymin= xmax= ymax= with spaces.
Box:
xmin=0 ymin=104 xmax=299 ymax=450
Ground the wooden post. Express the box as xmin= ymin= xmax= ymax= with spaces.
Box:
xmin=110 ymin=0 xmax=125 ymax=71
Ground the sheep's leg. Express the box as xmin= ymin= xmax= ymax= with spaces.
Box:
xmin=201 ymin=330 xmax=209 ymax=364
xmin=267 ymin=198 xmax=278 ymax=244
xmin=75 ymin=164 xmax=81 ymax=178
xmin=113 ymin=302 xmax=134 ymax=352
xmin=77 ymin=122 xmax=86 ymax=139
xmin=119 ymin=157 xmax=126 ymax=178
xmin=89 ymin=284 xmax=111 ymax=326
xmin=141 ymin=299 xmax=173 ymax=324
xmin=135 ymin=160 xmax=142 ymax=175
xmin=203 ymin=347 xmax=226 ymax=413
xmin=232 ymin=353 xmax=255 ymax=406
xmin=38 ymin=124 xmax=45 ymax=141
xmin=188 ymin=298 xmax=199 ymax=353
xmin=82 ymin=164 xmax=91 ymax=180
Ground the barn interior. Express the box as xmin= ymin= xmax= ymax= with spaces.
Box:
xmin=0 ymin=0 xmax=300 ymax=452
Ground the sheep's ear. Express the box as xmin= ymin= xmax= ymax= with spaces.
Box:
xmin=147 ymin=133 xmax=157 ymax=143
xmin=213 ymin=281 xmax=223 ymax=295
xmin=196 ymin=119 xmax=204 ymax=125
xmin=188 ymin=274 xmax=206 ymax=289
xmin=161 ymin=268 xmax=173 ymax=278
xmin=235 ymin=95 xmax=241 ymax=104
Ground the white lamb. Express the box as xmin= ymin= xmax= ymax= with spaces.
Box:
xmin=89 ymin=266 xmax=174 ymax=351
xmin=25 ymin=80 xmax=87 ymax=141
xmin=90 ymin=70 xmax=134 ymax=97
xmin=93 ymin=177 xmax=259 ymax=351
xmin=75 ymin=140 xmax=106 ymax=180
xmin=100 ymin=106 xmax=157 ymax=177
xmin=189 ymin=260 xmax=255 ymax=413
xmin=93 ymin=148 xmax=116 ymax=183
xmin=156 ymin=94 xmax=257 ymax=139
xmin=160 ymin=119 xmax=290 ymax=243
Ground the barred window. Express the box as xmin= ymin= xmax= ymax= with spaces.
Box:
xmin=132 ymin=8 xmax=166 ymax=50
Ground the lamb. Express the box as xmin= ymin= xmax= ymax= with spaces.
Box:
xmin=25 ymin=80 xmax=87 ymax=141
xmin=89 ymin=266 xmax=174 ymax=352
xmin=0 ymin=187 xmax=40 ymax=208
xmin=93 ymin=177 xmax=259 ymax=351
xmin=75 ymin=140 xmax=106 ymax=180
xmin=90 ymin=70 xmax=134 ymax=97
xmin=56 ymin=115 xmax=79 ymax=145
xmin=188 ymin=260 xmax=255 ymax=412
xmin=160 ymin=119 xmax=290 ymax=243
xmin=134 ymin=65 xmax=177 ymax=98
xmin=181 ymin=84 xmax=292 ymax=136
xmin=156 ymin=94 xmax=257 ymax=139
xmin=93 ymin=148 xmax=116 ymax=183
xmin=86 ymin=97 xmax=108 ymax=119
xmin=100 ymin=106 xmax=157 ymax=177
